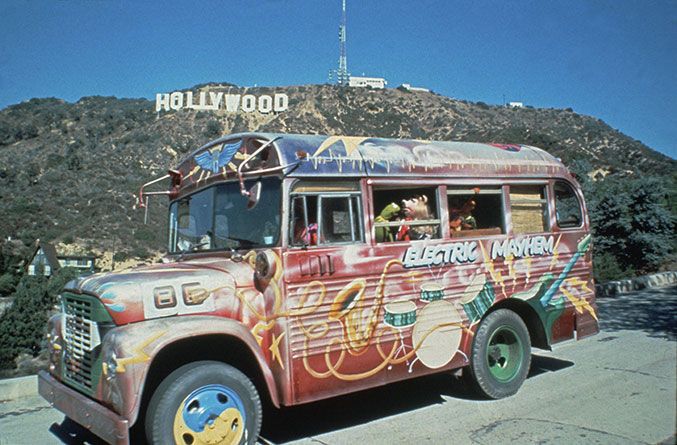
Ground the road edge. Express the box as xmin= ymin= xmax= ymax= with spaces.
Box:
xmin=0 ymin=374 xmax=37 ymax=401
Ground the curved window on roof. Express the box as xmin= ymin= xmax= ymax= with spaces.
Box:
xmin=554 ymin=181 xmax=583 ymax=229
xmin=240 ymin=137 xmax=280 ymax=171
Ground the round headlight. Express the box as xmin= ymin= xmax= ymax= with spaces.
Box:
xmin=254 ymin=250 xmax=277 ymax=291
xmin=255 ymin=252 xmax=271 ymax=278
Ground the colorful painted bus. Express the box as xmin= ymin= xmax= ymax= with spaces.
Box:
xmin=39 ymin=133 xmax=599 ymax=445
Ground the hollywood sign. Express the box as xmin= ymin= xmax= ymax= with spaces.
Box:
xmin=155 ymin=91 xmax=289 ymax=113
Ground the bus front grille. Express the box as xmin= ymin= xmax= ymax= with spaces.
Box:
xmin=61 ymin=293 xmax=106 ymax=395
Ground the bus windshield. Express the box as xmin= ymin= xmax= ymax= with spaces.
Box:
xmin=169 ymin=177 xmax=281 ymax=252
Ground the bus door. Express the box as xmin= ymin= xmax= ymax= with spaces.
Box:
xmin=283 ymin=180 xmax=387 ymax=403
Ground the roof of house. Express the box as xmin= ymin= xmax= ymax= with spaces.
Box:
xmin=27 ymin=240 xmax=61 ymax=272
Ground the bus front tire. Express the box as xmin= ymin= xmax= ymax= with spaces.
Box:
xmin=465 ymin=309 xmax=531 ymax=399
xmin=146 ymin=361 xmax=262 ymax=445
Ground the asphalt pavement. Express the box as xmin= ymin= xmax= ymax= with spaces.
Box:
xmin=1 ymin=286 xmax=675 ymax=445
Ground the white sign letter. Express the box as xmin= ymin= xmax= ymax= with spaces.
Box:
xmin=241 ymin=94 xmax=256 ymax=112
xmin=224 ymin=94 xmax=241 ymax=112
xmin=185 ymin=91 xmax=195 ymax=109
xmin=274 ymin=93 xmax=289 ymax=112
xmin=258 ymin=95 xmax=273 ymax=113
xmin=155 ymin=93 xmax=170 ymax=112
xmin=209 ymin=92 xmax=223 ymax=110
xmin=170 ymin=92 xmax=184 ymax=110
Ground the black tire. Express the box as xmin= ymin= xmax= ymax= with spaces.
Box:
xmin=145 ymin=361 xmax=262 ymax=445
xmin=465 ymin=309 xmax=531 ymax=399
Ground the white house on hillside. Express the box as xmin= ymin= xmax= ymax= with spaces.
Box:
xmin=349 ymin=76 xmax=388 ymax=89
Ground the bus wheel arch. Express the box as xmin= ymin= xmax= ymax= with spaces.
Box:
xmin=135 ymin=334 xmax=279 ymax=433
xmin=484 ymin=298 xmax=550 ymax=350
xmin=146 ymin=360 xmax=261 ymax=445
xmin=465 ymin=308 xmax=531 ymax=399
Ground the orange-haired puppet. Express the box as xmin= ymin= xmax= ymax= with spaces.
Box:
xmin=397 ymin=195 xmax=434 ymax=241
xmin=449 ymin=188 xmax=480 ymax=231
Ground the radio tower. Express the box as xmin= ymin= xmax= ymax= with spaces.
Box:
xmin=337 ymin=0 xmax=349 ymax=86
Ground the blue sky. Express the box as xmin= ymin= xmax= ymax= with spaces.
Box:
xmin=1 ymin=0 xmax=675 ymax=158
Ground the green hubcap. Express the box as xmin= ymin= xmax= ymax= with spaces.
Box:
xmin=486 ymin=326 xmax=523 ymax=382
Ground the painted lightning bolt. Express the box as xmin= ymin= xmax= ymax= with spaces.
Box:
xmin=114 ymin=331 xmax=166 ymax=373
xmin=480 ymin=242 xmax=507 ymax=298
xmin=549 ymin=234 xmax=563 ymax=271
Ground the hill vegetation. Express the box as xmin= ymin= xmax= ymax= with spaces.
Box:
xmin=0 ymin=83 xmax=673 ymax=267
xmin=0 ymin=83 xmax=674 ymax=373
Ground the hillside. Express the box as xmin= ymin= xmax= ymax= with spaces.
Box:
xmin=0 ymin=83 xmax=674 ymax=263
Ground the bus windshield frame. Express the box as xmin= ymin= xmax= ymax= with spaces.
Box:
xmin=168 ymin=177 xmax=282 ymax=253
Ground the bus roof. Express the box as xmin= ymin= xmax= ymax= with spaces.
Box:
xmin=176 ymin=133 xmax=571 ymax=191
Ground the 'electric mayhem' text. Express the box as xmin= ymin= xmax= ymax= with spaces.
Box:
xmin=402 ymin=235 xmax=555 ymax=268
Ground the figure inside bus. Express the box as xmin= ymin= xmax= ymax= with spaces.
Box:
xmin=397 ymin=194 xmax=435 ymax=241
xmin=292 ymin=196 xmax=318 ymax=246
xmin=449 ymin=198 xmax=478 ymax=231
xmin=372 ymin=188 xmax=440 ymax=243
xmin=374 ymin=202 xmax=401 ymax=242
xmin=447 ymin=187 xmax=504 ymax=237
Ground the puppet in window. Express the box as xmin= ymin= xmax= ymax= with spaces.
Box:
xmin=375 ymin=202 xmax=401 ymax=242
xmin=397 ymin=195 xmax=434 ymax=241
xmin=449 ymin=188 xmax=479 ymax=232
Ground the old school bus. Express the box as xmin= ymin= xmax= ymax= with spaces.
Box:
xmin=39 ymin=133 xmax=599 ymax=444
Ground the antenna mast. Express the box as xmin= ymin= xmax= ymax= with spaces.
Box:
xmin=337 ymin=0 xmax=349 ymax=86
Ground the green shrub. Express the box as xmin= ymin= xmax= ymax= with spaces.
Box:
xmin=131 ymin=246 xmax=150 ymax=259
xmin=205 ymin=120 xmax=222 ymax=138
xmin=0 ymin=273 xmax=17 ymax=297
xmin=113 ymin=251 xmax=129 ymax=262
xmin=593 ymin=252 xmax=633 ymax=283
xmin=133 ymin=226 xmax=157 ymax=242
xmin=0 ymin=268 xmax=79 ymax=370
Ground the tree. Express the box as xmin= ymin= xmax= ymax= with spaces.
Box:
xmin=575 ymin=167 xmax=676 ymax=281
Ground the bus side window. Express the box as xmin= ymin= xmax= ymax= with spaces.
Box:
xmin=290 ymin=194 xmax=363 ymax=246
xmin=373 ymin=188 xmax=441 ymax=243
xmin=554 ymin=181 xmax=583 ymax=228
xmin=291 ymin=195 xmax=318 ymax=246
xmin=319 ymin=195 xmax=363 ymax=243
xmin=510 ymin=185 xmax=549 ymax=234
xmin=447 ymin=187 xmax=504 ymax=237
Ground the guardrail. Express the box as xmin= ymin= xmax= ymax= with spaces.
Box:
xmin=596 ymin=271 xmax=677 ymax=297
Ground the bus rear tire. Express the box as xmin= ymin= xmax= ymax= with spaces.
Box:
xmin=146 ymin=361 xmax=262 ymax=445
xmin=465 ymin=309 xmax=531 ymax=399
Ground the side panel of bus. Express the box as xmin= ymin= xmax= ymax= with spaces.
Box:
xmin=283 ymin=177 xmax=597 ymax=405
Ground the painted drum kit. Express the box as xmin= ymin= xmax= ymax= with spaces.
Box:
xmin=419 ymin=283 xmax=444 ymax=303
xmin=411 ymin=299 xmax=463 ymax=370
xmin=384 ymin=300 xmax=418 ymax=368
xmin=384 ymin=273 xmax=495 ymax=372
xmin=458 ymin=273 xmax=495 ymax=324
xmin=384 ymin=300 xmax=417 ymax=328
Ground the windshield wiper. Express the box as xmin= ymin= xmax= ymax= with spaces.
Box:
xmin=227 ymin=236 xmax=257 ymax=249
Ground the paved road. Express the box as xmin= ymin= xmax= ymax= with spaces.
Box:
xmin=1 ymin=286 xmax=675 ymax=445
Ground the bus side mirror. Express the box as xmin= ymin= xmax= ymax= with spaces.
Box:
xmin=246 ymin=181 xmax=262 ymax=210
